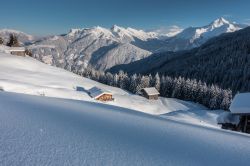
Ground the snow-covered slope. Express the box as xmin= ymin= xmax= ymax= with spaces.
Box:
xmin=149 ymin=25 xmax=183 ymax=38
xmin=90 ymin=43 xmax=151 ymax=70
xmin=28 ymin=18 xmax=248 ymax=74
xmin=0 ymin=52 xmax=223 ymax=127
xmin=111 ymin=25 xmax=158 ymax=42
xmin=158 ymin=17 xmax=247 ymax=52
xmin=0 ymin=29 xmax=34 ymax=45
xmin=30 ymin=26 xmax=155 ymax=70
xmin=0 ymin=91 xmax=250 ymax=166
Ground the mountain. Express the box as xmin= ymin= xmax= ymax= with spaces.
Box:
xmin=148 ymin=25 xmax=183 ymax=38
xmin=0 ymin=17 xmax=246 ymax=73
xmin=109 ymin=26 xmax=250 ymax=94
xmin=157 ymin=17 xmax=247 ymax=52
xmin=29 ymin=26 xmax=155 ymax=71
xmin=0 ymin=29 xmax=34 ymax=45
xmin=1 ymin=46 xmax=250 ymax=166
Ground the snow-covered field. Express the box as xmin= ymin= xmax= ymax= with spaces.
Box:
xmin=0 ymin=52 xmax=222 ymax=127
xmin=1 ymin=52 xmax=250 ymax=165
xmin=1 ymin=91 xmax=250 ymax=166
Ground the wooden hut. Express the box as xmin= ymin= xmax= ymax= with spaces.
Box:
xmin=9 ymin=47 xmax=26 ymax=56
xmin=230 ymin=93 xmax=250 ymax=133
xmin=88 ymin=86 xmax=113 ymax=102
xmin=141 ymin=87 xmax=160 ymax=100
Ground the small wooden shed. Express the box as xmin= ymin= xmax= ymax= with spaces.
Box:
xmin=230 ymin=93 xmax=250 ymax=133
xmin=88 ymin=86 xmax=113 ymax=102
xmin=141 ymin=87 xmax=160 ymax=100
xmin=9 ymin=47 xmax=26 ymax=56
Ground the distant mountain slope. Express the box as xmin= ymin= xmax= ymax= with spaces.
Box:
xmin=0 ymin=29 xmax=34 ymax=45
xmin=109 ymin=26 xmax=250 ymax=93
xmin=29 ymin=26 xmax=156 ymax=71
xmin=158 ymin=17 xmax=247 ymax=52
xmin=0 ymin=18 xmax=246 ymax=73
xmin=29 ymin=18 xmax=247 ymax=73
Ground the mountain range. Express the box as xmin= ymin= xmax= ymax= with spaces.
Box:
xmin=0 ymin=17 xmax=247 ymax=72
xmin=109 ymin=26 xmax=250 ymax=94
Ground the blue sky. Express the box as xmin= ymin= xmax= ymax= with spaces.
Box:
xmin=1 ymin=0 xmax=250 ymax=35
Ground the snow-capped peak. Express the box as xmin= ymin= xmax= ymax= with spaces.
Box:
xmin=175 ymin=17 xmax=246 ymax=41
xmin=110 ymin=25 xmax=158 ymax=41
xmin=210 ymin=17 xmax=230 ymax=27
xmin=111 ymin=25 xmax=126 ymax=32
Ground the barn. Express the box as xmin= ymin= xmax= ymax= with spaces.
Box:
xmin=141 ymin=87 xmax=160 ymax=100
xmin=9 ymin=47 xmax=26 ymax=56
xmin=88 ymin=86 xmax=113 ymax=102
xmin=230 ymin=93 xmax=250 ymax=133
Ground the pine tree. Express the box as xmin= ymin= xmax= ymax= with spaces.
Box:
xmin=154 ymin=73 xmax=160 ymax=91
xmin=0 ymin=37 xmax=3 ymax=45
xmin=113 ymin=74 xmax=119 ymax=87
xmin=7 ymin=34 xmax=20 ymax=47
xmin=140 ymin=76 xmax=150 ymax=89
xmin=129 ymin=74 xmax=138 ymax=93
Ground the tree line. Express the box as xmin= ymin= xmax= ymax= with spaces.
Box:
xmin=109 ymin=27 xmax=250 ymax=95
xmin=0 ymin=34 xmax=32 ymax=56
xmin=0 ymin=34 xmax=20 ymax=47
xmin=72 ymin=67 xmax=232 ymax=110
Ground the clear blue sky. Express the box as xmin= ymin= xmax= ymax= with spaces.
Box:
xmin=1 ymin=0 xmax=250 ymax=35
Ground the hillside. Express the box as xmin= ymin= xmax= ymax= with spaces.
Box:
xmin=0 ymin=29 xmax=36 ymax=45
xmin=0 ymin=52 xmax=223 ymax=127
xmin=0 ymin=18 xmax=245 ymax=74
xmin=1 ymin=91 xmax=250 ymax=165
xmin=158 ymin=17 xmax=247 ymax=52
xmin=29 ymin=26 xmax=156 ymax=71
xmin=109 ymin=26 xmax=250 ymax=94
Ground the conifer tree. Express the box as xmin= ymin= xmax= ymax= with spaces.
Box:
xmin=7 ymin=34 xmax=20 ymax=47
xmin=0 ymin=37 xmax=4 ymax=45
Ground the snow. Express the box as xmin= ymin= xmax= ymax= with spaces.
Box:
xmin=8 ymin=47 xmax=26 ymax=51
xmin=0 ymin=91 xmax=250 ymax=166
xmin=111 ymin=25 xmax=158 ymax=41
xmin=0 ymin=46 xmax=25 ymax=54
xmin=230 ymin=93 xmax=250 ymax=114
xmin=142 ymin=87 xmax=160 ymax=95
xmin=157 ymin=17 xmax=248 ymax=52
xmin=0 ymin=52 xmax=222 ymax=128
xmin=0 ymin=29 xmax=34 ymax=43
xmin=0 ymin=50 xmax=250 ymax=165
xmin=88 ymin=86 xmax=112 ymax=99
xmin=149 ymin=25 xmax=183 ymax=38
xmin=217 ymin=112 xmax=240 ymax=125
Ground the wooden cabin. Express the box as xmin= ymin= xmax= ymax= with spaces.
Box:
xmin=9 ymin=47 xmax=26 ymax=56
xmin=88 ymin=86 xmax=113 ymax=102
xmin=230 ymin=93 xmax=250 ymax=133
xmin=141 ymin=87 xmax=160 ymax=100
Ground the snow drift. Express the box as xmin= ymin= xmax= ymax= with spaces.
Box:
xmin=0 ymin=91 xmax=250 ymax=166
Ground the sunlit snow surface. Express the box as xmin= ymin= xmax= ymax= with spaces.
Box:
xmin=0 ymin=52 xmax=221 ymax=128
xmin=0 ymin=92 xmax=250 ymax=166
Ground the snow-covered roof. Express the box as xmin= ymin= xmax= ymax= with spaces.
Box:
xmin=142 ymin=87 xmax=160 ymax=96
xmin=230 ymin=93 xmax=250 ymax=114
xmin=88 ymin=86 xmax=112 ymax=99
xmin=217 ymin=112 xmax=240 ymax=125
xmin=9 ymin=47 xmax=25 ymax=52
